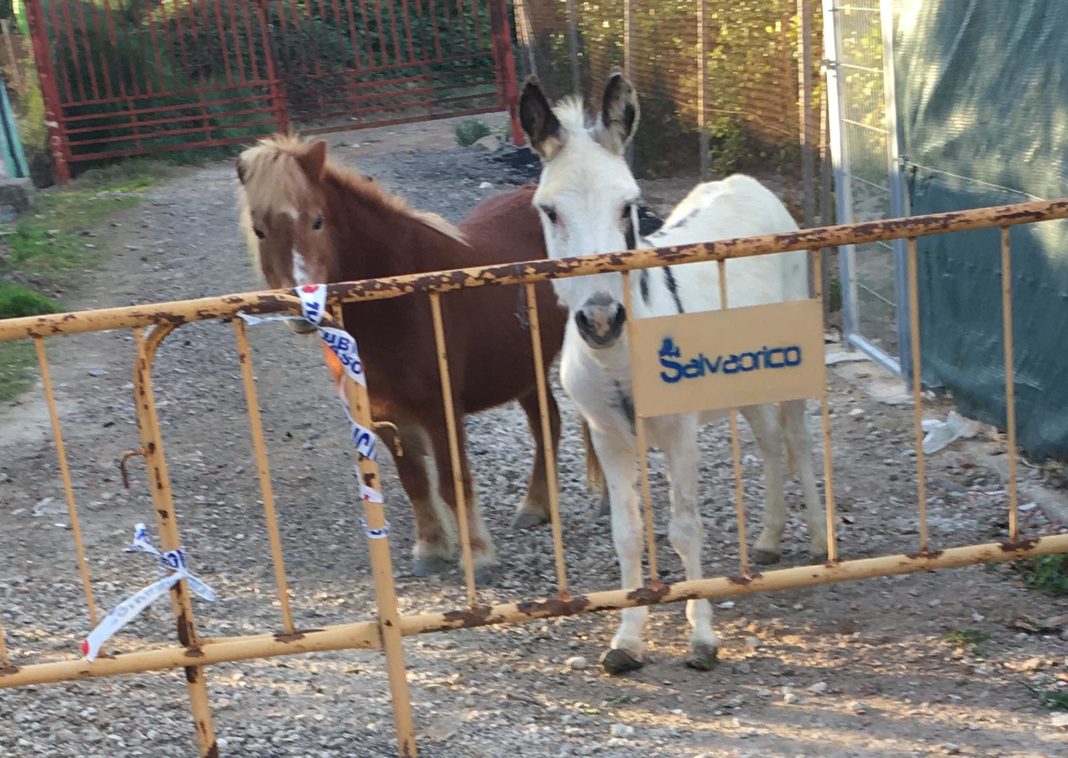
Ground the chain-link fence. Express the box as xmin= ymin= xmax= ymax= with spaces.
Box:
xmin=514 ymin=0 xmax=826 ymax=229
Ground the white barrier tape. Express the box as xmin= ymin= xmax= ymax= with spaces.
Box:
xmin=238 ymin=284 xmax=388 ymax=515
xmin=82 ymin=524 xmax=214 ymax=663
xmin=360 ymin=517 xmax=391 ymax=539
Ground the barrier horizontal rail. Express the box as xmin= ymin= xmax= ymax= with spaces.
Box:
xmin=2 ymin=197 xmax=1067 ymax=342
xmin=4 ymin=533 xmax=1065 ymax=688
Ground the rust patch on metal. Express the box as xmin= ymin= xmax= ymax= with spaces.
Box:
xmin=906 ymin=549 xmax=945 ymax=560
xmin=626 ymin=583 xmax=670 ymax=604
xmin=516 ymin=594 xmax=591 ymax=617
xmin=205 ymin=741 xmax=220 ymax=758
xmin=184 ymin=665 xmax=199 ymax=683
xmin=999 ymin=537 xmax=1039 ymax=553
xmin=728 ymin=574 xmax=753 ymax=585
xmin=183 ymin=645 xmax=205 ymax=658
xmin=0 ymin=665 xmax=21 ymax=677
xmin=176 ymin=610 xmax=193 ymax=647
xmin=441 ymin=604 xmax=495 ymax=628
xmin=118 ymin=448 xmax=145 ymax=489
xmin=274 ymin=628 xmax=323 ymax=643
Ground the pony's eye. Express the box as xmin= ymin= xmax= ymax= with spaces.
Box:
xmin=312 ymin=215 xmax=324 ymax=230
xmin=539 ymin=205 xmax=558 ymax=224
xmin=621 ymin=204 xmax=633 ymax=220
xmin=254 ymin=228 xmax=266 ymax=239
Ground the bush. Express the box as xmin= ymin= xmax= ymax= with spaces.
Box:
xmin=0 ymin=282 xmax=57 ymax=319
xmin=454 ymin=119 xmax=492 ymax=147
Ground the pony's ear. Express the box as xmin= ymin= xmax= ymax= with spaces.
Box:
xmin=598 ymin=69 xmax=638 ymax=155
xmin=520 ymin=77 xmax=563 ymax=161
xmin=297 ymin=139 xmax=328 ymax=181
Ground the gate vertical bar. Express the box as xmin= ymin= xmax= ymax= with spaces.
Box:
xmin=132 ymin=327 xmax=218 ymax=758
xmin=881 ymin=0 xmax=911 ymax=381
xmin=798 ymin=0 xmax=815 ymax=227
xmin=904 ymin=239 xmax=928 ymax=553
xmin=696 ymin=0 xmax=708 ymax=181
xmin=337 ymin=340 xmax=417 ymax=758
xmin=23 ymin=0 xmax=71 ymax=183
xmin=1000 ymin=227 xmax=1019 ymax=542
xmin=490 ymin=0 xmax=522 ymax=145
xmin=256 ymin=0 xmax=290 ymax=138
xmin=524 ymin=283 xmax=570 ymax=596
xmin=35 ymin=337 xmax=98 ymax=625
xmin=565 ymin=0 xmax=580 ymax=96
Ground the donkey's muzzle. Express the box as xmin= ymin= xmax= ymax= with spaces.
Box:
xmin=575 ymin=293 xmax=626 ymax=348
xmin=287 ymin=319 xmax=319 ymax=335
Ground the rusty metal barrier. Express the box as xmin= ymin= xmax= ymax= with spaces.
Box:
xmin=2 ymin=198 xmax=1068 ymax=757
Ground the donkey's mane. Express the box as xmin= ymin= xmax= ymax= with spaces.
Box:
xmin=238 ymin=133 xmax=467 ymax=245
xmin=553 ymin=96 xmax=594 ymax=138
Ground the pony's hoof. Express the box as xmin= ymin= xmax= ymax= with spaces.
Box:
xmin=598 ymin=495 xmax=611 ymax=518
xmin=685 ymin=643 xmax=719 ymax=671
xmin=752 ymin=549 xmax=781 ymax=566
xmin=511 ymin=510 xmax=549 ymax=530
xmin=600 ymin=648 xmax=643 ymax=675
xmin=473 ymin=565 xmax=497 ymax=587
xmin=412 ymin=556 xmax=451 ymax=577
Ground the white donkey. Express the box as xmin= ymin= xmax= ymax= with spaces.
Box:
xmin=519 ymin=72 xmax=827 ymax=674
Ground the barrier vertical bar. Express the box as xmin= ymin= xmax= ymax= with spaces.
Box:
xmin=524 ymin=283 xmax=570 ymax=596
xmin=797 ymin=0 xmax=815 ymax=227
xmin=1000 ymin=227 xmax=1019 ymax=542
xmin=810 ymin=249 xmax=838 ymax=561
xmin=34 ymin=337 xmax=98 ymax=624
xmin=905 ymin=238 xmax=928 ymax=552
xmin=718 ymin=260 xmax=750 ymax=573
xmin=333 ymin=333 xmax=417 ymax=758
xmin=428 ymin=292 xmax=479 ymax=607
xmin=232 ymin=319 xmax=295 ymax=634
xmin=132 ymin=326 xmax=218 ymax=758
xmin=621 ymin=271 xmax=661 ymax=583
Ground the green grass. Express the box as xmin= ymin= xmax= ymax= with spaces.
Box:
xmin=0 ymin=160 xmax=169 ymax=402
xmin=1019 ymin=554 xmax=1068 ymax=596
xmin=453 ymin=119 xmax=492 ymax=147
xmin=0 ymin=341 xmax=36 ymax=402
xmin=943 ymin=629 xmax=990 ymax=648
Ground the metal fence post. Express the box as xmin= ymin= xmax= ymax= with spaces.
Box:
xmin=23 ymin=0 xmax=71 ymax=183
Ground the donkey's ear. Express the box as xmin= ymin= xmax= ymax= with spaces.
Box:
xmin=297 ymin=139 xmax=328 ymax=181
xmin=235 ymin=156 xmax=247 ymax=184
xmin=520 ymin=77 xmax=563 ymax=161
xmin=599 ymin=69 xmax=639 ymax=155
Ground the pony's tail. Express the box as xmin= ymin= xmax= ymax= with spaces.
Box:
xmin=780 ymin=402 xmax=796 ymax=478
xmin=582 ymin=420 xmax=606 ymax=496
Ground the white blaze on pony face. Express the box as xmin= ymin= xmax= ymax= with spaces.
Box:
xmin=521 ymin=71 xmax=641 ymax=348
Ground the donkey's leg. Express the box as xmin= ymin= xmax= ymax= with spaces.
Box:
xmin=382 ymin=422 xmax=454 ymax=577
xmin=658 ymin=416 xmax=718 ymax=670
xmin=512 ymin=386 xmax=561 ymax=529
xmin=590 ymin=426 xmax=648 ymax=675
xmin=782 ymin=399 xmax=828 ymax=562
xmin=426 ymin=416 xmax=497 ymax=585
xmin=740 ymin=404 xmax=789 ymax=565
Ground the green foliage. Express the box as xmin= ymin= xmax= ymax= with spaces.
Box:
xmin=0 ymin=341 xmax=35 ymax=402
xmin=1019 ymin=554 xmax=1068 ymax=596
xmin=454 ymin=119 xmax=492 ymax=147
xmin=828 ymin=277 xmax=843 ymax=313
xmin=1034 ymin=688 xmax=1068 ymax=712
xmin=0 ymin=281 xmax=56 ymax=318
xmin=943 ymin=629 xmax=989 ymax=648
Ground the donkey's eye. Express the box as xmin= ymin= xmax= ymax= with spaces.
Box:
xmin=539 ymin=205 xmax=558 ymax=224
xmin=621 ymin=204 xmax=633 ymax=220
xmin=312 ymin=215 xmax=324 ymax=230
xmin=253 ymin=228 xmax=266 ymax=239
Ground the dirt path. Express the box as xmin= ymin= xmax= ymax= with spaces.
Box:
xmin=1 ymin=117 xmax=1067 ymax=757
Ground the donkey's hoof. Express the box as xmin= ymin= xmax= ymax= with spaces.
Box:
xmin=600 ymin=648 xmax=644 ymax=675
xmin=598 ymin=495 xmax=611 ymax=518
xmin=473 ymin=565 xmax=497 ymax=587
xmin=511 ymin=510 xmax=549 ymax=530
xmin=412 ymin=556 xmax=451 ymax=577
xmin=685 ymin=643 xmax=719 ymax=671
xmin=810 ymin=551 xmax=830 ymax=564
xmin=752 ymin=549 xmax=781 ymax=566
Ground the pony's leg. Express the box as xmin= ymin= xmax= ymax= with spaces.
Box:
xmin=426 ymin=417 xmax=497 ymax=585
xmin=589 ymin=426 xmax=648 ymax=675
xmin=782 ymin=399 xmax=828 ymax=562
xmin=512 ymin=386 xmax=561 ymax=529
xmin=658 ymin=417 xmax=718 ymax=670
xmin=381 ymin=423 xmax=453 ymax=577
xmin=739 ymin=404 xmax=789 ymax=565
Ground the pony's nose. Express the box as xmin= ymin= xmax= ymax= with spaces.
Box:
xmin=575 ymin=294 xmax=626 ymax=348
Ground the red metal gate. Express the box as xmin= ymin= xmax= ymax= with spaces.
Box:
xmin=24 ymin=0 xmax=520 ymax=183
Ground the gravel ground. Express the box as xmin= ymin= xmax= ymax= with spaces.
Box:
xmin=1 ymin=116 xmax=1067 ymax=757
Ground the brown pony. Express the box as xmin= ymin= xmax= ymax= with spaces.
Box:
xmin=236 ymin=134 xmax=571 ymax=582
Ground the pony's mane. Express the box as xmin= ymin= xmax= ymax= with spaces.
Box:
xmin=238 ymin=133 xmax=467 ymax=246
